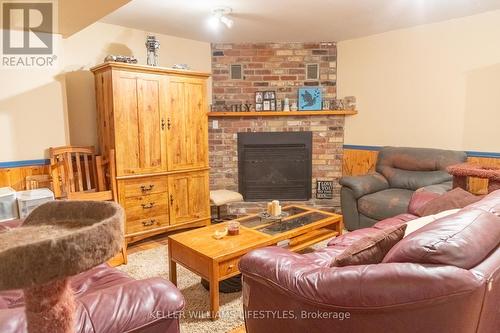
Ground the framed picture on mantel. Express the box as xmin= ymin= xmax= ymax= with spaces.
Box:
xmin=255 ymin=91 xmax=276 ymax=111
xmin=298 ymin=87 xmax=322 ymax=111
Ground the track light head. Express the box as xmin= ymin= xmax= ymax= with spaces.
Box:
xmin=210 ymin=6 xmax=234 ymax=29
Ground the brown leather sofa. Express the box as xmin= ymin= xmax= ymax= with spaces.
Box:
xmin=239 ymin=191 xmax=500 ymax=333
xmin=0 ymin=220 xmax=184 ymax=333
xmin=340 ymin=147 xmax=467 ymax=230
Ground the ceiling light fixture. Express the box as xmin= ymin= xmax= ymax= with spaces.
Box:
xmin=210 ymin=7 xmax=234 ymax=29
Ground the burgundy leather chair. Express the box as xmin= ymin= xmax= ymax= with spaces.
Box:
xmin=239 ymin=191 xmax=500 ymax=333
xmin=0 ymin=220 xmax=184 ymax=333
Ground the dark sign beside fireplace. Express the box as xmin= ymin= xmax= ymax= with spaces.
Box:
xmin=316 ymin=180 xmax=334 ymax=199
xmin=237 ymin=132 xmax=312 ymax=201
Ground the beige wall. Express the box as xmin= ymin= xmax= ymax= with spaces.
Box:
xmin=59 ymin=0 xmax=131 ymax=37
xmin=0 ymin=33 xmax=69 ymax=163
xmin=0 ymin=22 xmax=211 ymax=162
xmin=338 ymin=10 xmax=500 ymax=152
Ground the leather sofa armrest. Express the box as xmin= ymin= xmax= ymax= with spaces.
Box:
xmin=240 ymin=247 xmax=482 ymax=308
xmin=339 ymin=173 xmax=389 ymax=199
xmin=77 ymin=277 xmax=184 ymax=332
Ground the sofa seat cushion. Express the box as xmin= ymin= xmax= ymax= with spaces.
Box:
xmin=404 ymin=209 xmax=459 ymax=237
xmin=331 ymin=224 xmax=407 ymax=267
xmin=358 ymin=188 xmax=414 ymax=220
xmin=415 ymin=188 xmax=482 ymax=217
xmin=383 ymin=208 xmax=500 ymax=269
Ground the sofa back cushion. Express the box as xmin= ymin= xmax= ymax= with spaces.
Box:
xmin=376 ymin=147 xmax=467 ymax=190
xmin=383 ymin=208 xmax=500 ymax=269
xmin=415 ymin=188 xmax=483 ymax=217
xmin=331 ymin=224 xmax=406 ymax=267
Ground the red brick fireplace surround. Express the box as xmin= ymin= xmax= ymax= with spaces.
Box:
xmin=209 ymin=42 xmax=344 ymax=214
xmin=211 ymin=42 xmax=337 ymax=110
xmin=209 ymin=116 xmax=345 ymax=214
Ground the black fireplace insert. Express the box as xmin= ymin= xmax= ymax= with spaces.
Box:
xmin=237 ymin=131 xmax=312 ymax=201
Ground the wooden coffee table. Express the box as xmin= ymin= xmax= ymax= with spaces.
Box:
xmin=167 ymin=205 xmax=342 ymax=319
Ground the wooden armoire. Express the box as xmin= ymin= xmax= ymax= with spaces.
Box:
xmin=91 ymin=62 xmax=211 ymax=260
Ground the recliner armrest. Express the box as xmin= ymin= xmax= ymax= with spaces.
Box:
xmin=339 ymin=173 xmax=389 ymax=199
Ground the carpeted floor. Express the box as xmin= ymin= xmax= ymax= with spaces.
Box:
xmin=117 ymin=245 xmax=245 ymax=333
xmin=117 ymin=240 xmax=330 ymax=333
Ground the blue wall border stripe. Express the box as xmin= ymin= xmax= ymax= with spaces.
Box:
xmin=343 ymin=144 xmax=382 ymax=151
xmin=343 ymin=145 xmax=500 ymax=159
xmin=465 ymin=151 xmax=500 ymax=158
xmin=1 ymin=146 xmax=499 ymax=168
xmin=0 ymin=159 xmax=50 ymax=168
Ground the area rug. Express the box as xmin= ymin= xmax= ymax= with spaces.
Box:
xmin=117 ymin=240 xmax=330 ymax=333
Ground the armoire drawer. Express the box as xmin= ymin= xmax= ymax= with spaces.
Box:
xmin=124 ymin=193 xmax=168 ymax=221
xmin=126 ymin=215 xmax=168 ymax=235
xmin=122 ymin=178 xmax=167 ymax=198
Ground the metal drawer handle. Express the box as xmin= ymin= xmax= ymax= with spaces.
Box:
xmin=140 ymin=184 xmax=155 ymax=192
xmin=142 ymin=219 xmax=156 ymax=227
xmin=141 ymin=202 xmax=155 ymax=209
xmin=170 ymin=194 xmax=174 ymax=206
xmin=227 ymin=264 xmax=235 ymax=271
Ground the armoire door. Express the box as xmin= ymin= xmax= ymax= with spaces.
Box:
xmin=166 ymin=77 xmax=208 ymax=171
xmin=113 ymin=71 xmax=168 ymax=176
xmin=168 ymin=171 xmax=210 ymax=225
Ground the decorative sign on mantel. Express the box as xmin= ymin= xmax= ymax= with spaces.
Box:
xmin=316 ymin=180 xmax=334 ymax=199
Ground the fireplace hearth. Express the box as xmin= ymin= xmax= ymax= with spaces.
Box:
xmin=238 ymin=132 xmax=312 ymax=201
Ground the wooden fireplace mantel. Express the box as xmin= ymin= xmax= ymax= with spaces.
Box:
xmin=207 ymin=110 xmax=357 ymax=117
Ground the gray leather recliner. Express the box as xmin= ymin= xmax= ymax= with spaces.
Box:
xmin=341 ymin=147 xmax=467 ymax=230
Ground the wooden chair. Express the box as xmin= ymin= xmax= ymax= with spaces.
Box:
xmin=49 ymin=146 xmax=126 ymax=264
xmin=49 ymin=146 xmax=117 ymax=201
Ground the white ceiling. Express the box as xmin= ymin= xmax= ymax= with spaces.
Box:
xmin=101 ymin=0 xmax=500 ymax=42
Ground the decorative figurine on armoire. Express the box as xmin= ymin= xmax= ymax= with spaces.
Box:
xmin=145 ymin=35 xmax=160 ymax=66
